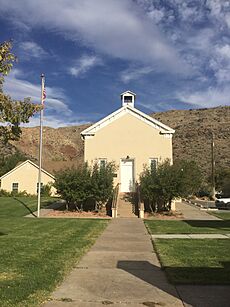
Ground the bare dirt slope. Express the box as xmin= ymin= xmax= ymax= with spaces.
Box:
xmin=152 ymin=106 xmax=230 ymax=177
xmin=3 ymin=106 xmax=229 ymax=177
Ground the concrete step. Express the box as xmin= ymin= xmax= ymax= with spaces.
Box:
xmin=117 ymin=192 xmax=137 ymax=218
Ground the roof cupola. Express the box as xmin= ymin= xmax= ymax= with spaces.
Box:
xmin=120 ymin=90 xmax=136 ymax=108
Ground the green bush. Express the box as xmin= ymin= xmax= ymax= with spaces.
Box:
xmin=0 ymin=189 xmax=11 ymax=196
xmin=54 ymin=164 xmax=92 ymax=211
xmin=140 ymin=159 xmax=202 ymax=212
xmin=54 ymin=162 xmax=116 ymax=212
xmin=91 ymin=162 xmax=116 ymax=211
xmin=41 ymin=183 xmax=52 ymax=197
xmin=10 ymin=190 xmax=31 ymax=197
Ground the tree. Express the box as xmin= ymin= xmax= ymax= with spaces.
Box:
xmin=54 ymin=162 xmax=116 ymax=212
xmin=215 ymin=168 xmax=230 ymax=193
xmin=0 ymin=151 xmax=28 ymax=176
xmin=54 ymin=164 xmax=92 ymax=211
xmin=0 ymin=40 xmax=40 ymax=143
xmin=172 ymin=160 xmax=203 ymax=197
xmin=140 ymin=159 xmax=202 ymax=212
xmin=91 ymin=162 xmax=116 ymax=211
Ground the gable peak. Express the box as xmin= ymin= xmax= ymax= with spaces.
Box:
xmin=120 ymin=90 xmax=136 ymax=108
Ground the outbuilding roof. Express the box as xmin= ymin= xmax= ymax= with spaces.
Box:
xmin=0 ymin=159 xmax=55 ymax=180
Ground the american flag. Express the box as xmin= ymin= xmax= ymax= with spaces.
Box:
xmin=42 ymin=86 xmax=46 ymax=105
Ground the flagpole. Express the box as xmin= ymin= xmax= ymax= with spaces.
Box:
xmin=37 ymin=73 xmax=45 ymax=218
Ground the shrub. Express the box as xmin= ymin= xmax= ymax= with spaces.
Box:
xmin=10 ymin=190 xmax=31 ymax=197
xmin=54 ymin=162 xmax=116 ymax=212
xmin=0 ymin=189 xmax=11 ymax=197
xmin=140 ymin=159 xmax=202 ymax=212
xmin=41 ymin=183 xmax=52 ymax=197
xmin=54 ymin=164 xmax=92 ymax=211
xmin=91 ymin=162 xmax=116 ymax=211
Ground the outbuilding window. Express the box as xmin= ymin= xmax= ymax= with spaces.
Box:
xmin=12 ymin=182 xmax=19 ymax=192
xmin=37 ymin=182 xmax=44 ymax=194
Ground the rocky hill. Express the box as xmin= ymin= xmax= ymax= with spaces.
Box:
xmin=2 ymin=106 xmax=229 ymax=178
xmin=152 ymin=106 xmax=230 ymax=178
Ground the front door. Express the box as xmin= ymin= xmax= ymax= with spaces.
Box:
xmin=120 ymin=159 xmax=134 ymax=192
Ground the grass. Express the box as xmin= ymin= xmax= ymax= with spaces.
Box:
xmin=0 ymin=197 xmax=108 ymax=307
xmin=154 ymin=239 xmax=230 ymax=284
xmin=145 ymin=219 xmax=230 ymax=234
xmin=0 ymin=196 xmax=56 ymax=217
xmin=208 ymin=211 xmax=230 ymax=220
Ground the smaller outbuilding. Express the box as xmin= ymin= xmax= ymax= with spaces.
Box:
xmin=0 ymin=160 xmax=56 ymax=195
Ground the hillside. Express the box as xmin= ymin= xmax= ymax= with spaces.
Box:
xmin=2 ymin=106 xmax=229 ymax=178
xmin=152 ymin=106 xmax=230 ymax=178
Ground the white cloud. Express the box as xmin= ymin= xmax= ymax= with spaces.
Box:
xmin=225 ymin=13 xmax=230 ymax=28
xmin=147 ymin=8 xmax=165 ymax=23
xmin=3 ymin=69 xmax=71 ymax=116
xmin=0 ymin=0 xmax=185 ymax=73
xmin=216 ymin=44 xmax=230 ymax=59
xmin=69 ymin=55 xmax=101 ymax=77
xmin=22 ymin=115 xmax=87 ymax=128
xmin=2 ymin=69 xmax=98 ymax=127
xmin=20 ymin=41 xmax=48 ymax=59
xmin=120 ymin=66 xmax=154 ymax=83
xmin=177 ymin=87 xmax=230 ymax=108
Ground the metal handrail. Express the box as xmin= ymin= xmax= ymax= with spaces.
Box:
xmin=112 ymin=183 xmax=119 ymax=210
xmin=136 ymin=182 xmax=144 ymax=218
xmin=136 ymin=182 xmax=141 ymax=211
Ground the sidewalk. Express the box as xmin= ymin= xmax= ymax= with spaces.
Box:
xmin=176 ymin=201 xmax=220 ymax=220
xmin=43 ymin=218 xmax=183 ymax=306
xmin=152 ymin=233 xmax=230 ymax=239
xmin=26 ymin=200 xmax=65 ymax=218
xmin=43 ymin=218 xmax=230 ymax=307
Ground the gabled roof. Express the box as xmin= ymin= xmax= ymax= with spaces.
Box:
xmin=0 ymin=160 xmax=55 ymax=180
xmin=120 ymin=90 xmax=136 ymax=96
xmin=81 ymin=105 xmax=175 ymax=137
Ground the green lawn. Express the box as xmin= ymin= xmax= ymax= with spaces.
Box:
xmin=0 ymin=196 xmax=56 ymax=217
xmin=0 ymin=197 xmax=108 ymax=307
xmin=145 ymin=219 xmax=230 ymax=234
xmin=208 ymin=211 xmax=230 ymax=220
xmin=154 ymin=239 xmax=230 ymax=284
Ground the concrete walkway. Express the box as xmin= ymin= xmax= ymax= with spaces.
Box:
xmin=152 ymin=233 xmax=230 ymax=239
xmin=175 ymin=201 xmax=220 ymax=220
xmin=26 ymin=200 xmax=65 ymax=218
xmin=43 ymin=218 xmax=230 ymax=307
xmin=43 ymin=218 xmax=183 ymax=306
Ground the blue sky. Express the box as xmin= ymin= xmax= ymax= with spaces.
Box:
xmin=0 ymin=0 xmax=230 ymax=127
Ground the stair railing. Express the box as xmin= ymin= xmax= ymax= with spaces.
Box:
xmin=111 ymin=183 xmax=120 ymax=218
xmin=136 ymin=182 xmax=145 ymax=218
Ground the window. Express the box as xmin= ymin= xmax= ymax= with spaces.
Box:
xmin=37 ymin=182 xmax=43 ymax=194
xmin=12 ymin=182 xmax=19 ymax=193
xmin=98 ymin=159 xmax=107 ymax=168
xmin=124 ymin=95 xmax=133 ymax=103
xmin=149 ymin=158 xmax=158 ymax=172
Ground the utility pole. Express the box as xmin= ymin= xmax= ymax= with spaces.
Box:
xmin=211 ymin=131 xmax=216 ymax=200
